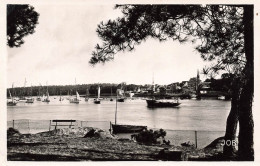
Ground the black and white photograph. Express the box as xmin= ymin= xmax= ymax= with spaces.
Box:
xmin=3 ymin=0 xmax=258 ymax=163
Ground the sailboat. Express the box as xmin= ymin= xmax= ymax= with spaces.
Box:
xmin=146 ymin=74 xmax=181 ymax=108
xmin=26 ymin=85 xmax=34 ymax=103
xmin=117 ymin=89 xmax=125 ymax=102
xmin=85 ymin=88 xmax=89 ymax=101
xmin=59 ymin=91 xmax=64 ymax=101
xmin=110 ymin=87 xmax=113 ymax=101
xmin=94 ymin=86 xmax=101 ymax=104
xmin=26 ymin=97 xmax=34 ymax=103
xmin=111 ymin=93 xmax=147 ymax=134
xmin=36 ymin=86 xmax=41 ymax=101
xmin=7 ymin=90 xmax=17 ymax=106
xmin=70 ymin=91 xmax=80 ymax=104
xmin=42 ymin=90 xmax=50 ymax=102
xmin=36 ymin=93 xmax=41 ymax=101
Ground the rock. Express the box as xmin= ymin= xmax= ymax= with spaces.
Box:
xmin=35 ymin=127 xmax=99 ymax=137
xmin=84 ymin=128 xmax=95 ymax=138
xmin=204 ymin=136 xmax=224 ymax=150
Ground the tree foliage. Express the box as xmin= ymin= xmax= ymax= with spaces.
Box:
xmin=7 ymin=4 xmax=39 ymax=47
xmin=135 ymin=129 xmax=167 ymax=144
xmin=91 ymin=5 xmax=245 ymax=76
xmin=91 ymin=5 xmax=254 ymax=160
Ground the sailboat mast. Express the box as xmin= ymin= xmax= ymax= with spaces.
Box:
xmin=12 ymin=83 xmax=14 ymax=98
xmin=86 ymin=88 xmax=89 ymax=98
xmin=152 ymin=72 xmax=155 ymax=92
xmin=30 ymin=84 xmax=32 ymax=97
xmin=9 ymin=90 xmax=13 ymax=102
xmin=98 ymin=86 xmax=100 ymax=99
xmin=115 ymin=92 xmax=118 ymax=125
xmin=46 ymin=81 xmax=48 ymax=93
xmin=23 ymin=78 xmax=26 ymax=97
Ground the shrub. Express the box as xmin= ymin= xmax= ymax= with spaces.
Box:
xmin=135 ymin=129 xmax=167 ymax=144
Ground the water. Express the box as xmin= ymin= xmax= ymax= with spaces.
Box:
xmin=7 ymin=96 xmax=231 ymax=131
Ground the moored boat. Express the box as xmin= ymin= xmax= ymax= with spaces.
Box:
xmin=7 ymin=90 xmax=17 ymax=106
xmin=7 ymin=101 xmax=17 ymax=106
xmin=36 ymin=86 xmax=42 ymax=101
xmin=94 ymin=99 xmax=101 ymax=104
xmin=42 ymin=91 xmax=50 ymax=102
xmin=146 ymin=98 xmax=181 ymax=108
xmin=110 ymin=87 xmax=113 ymax=101
xmin=116 ymin=89 xmax=125 ymax=102
xmin=19 ymin=97 xmax=27 ymax=102
xmin=117 ymin=98 xmax=125 ymax=102
xmin=217 ymin=95 xmax=225 ymax=100
xmin=26 ymin=85 xmax=34 ymax=103
xmin=112 ymin=124 xmax=147 ymax=134
xmin=94 ymin=86 xmax=101 ymax=104
xmin=70 ymin=91 xmax=80 ymax=104
xmin=59 ymin=92 xmax=64 ymax=101
xmin=26 ymin=98 xmax=34 ymax=103
xmin=85 ymin=88 xmax=89 ymax=101
xmin=111 ymin=90 xmax=147 ymax=134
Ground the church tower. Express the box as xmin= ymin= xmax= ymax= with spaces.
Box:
xmin=196 ymin=69 xmax=200 ymax=92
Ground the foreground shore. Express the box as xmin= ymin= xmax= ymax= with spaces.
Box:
xmin=7 ymin=127 xmax=229 ymax=161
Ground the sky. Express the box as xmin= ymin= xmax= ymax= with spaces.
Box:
xmin=7 ymin=4 xmax=210 ymax=88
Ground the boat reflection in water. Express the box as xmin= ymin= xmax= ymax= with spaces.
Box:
xmin=146 ymin=97 xmax=181 ymax=108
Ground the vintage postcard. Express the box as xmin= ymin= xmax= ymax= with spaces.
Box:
xmin=1 ymin=0 xmax=259 ymax=165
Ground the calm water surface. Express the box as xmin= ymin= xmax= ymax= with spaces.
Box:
xmin=7 ymin=97 xmax=231 ymax=131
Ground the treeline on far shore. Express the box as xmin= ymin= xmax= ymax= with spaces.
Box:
xmin=7 ymin=83 xmax=140 ymax=97
xmin=7 ymin=75 xmax=234 ymax=97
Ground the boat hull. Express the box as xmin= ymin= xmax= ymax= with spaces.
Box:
xmin=146 ymin=99 xmax=180 ymax=108
xmin=112 ymin=124 xmax=147 ymax=134
xmin=42 ymin=99 xmax=50 ymax=102
xmin=117 ymin=98 xmax=125 ymax=102
xmin=94 ymin=100 xmax=100 ymax=104
xmin=7 ymin=102 xmax=17 ymax=106
xmin=218 ymin=96 xmax=225 ymax=100
xmin=26 ymin=99 xmax=34 ymax=103
xmin=70 ymin=98 xmax=80 ymax=104
xmin=70 ymin=101 xmax=79 ymax=104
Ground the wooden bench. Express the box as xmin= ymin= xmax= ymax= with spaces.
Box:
xmin=49 ymin=120 xmax=76 ymax=130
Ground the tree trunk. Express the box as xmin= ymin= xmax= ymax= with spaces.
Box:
xmin=237 ymin=5 xmax=254 ymax=161
xmin=223 ymin=79 xmax=240 ymax=158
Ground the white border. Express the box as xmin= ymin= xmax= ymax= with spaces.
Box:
xmin=0 ymin=1 xmax=259 ymax=166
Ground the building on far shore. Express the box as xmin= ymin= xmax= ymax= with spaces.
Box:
xmin=199 ymin=82 xmax=211 ymax=94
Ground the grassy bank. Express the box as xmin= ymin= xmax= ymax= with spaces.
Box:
xmin=7 ymin=127 xmax=230 ymax=161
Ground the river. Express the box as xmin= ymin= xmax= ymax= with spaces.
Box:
xmin=7 ymin=96 xmax=231 ymax=131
